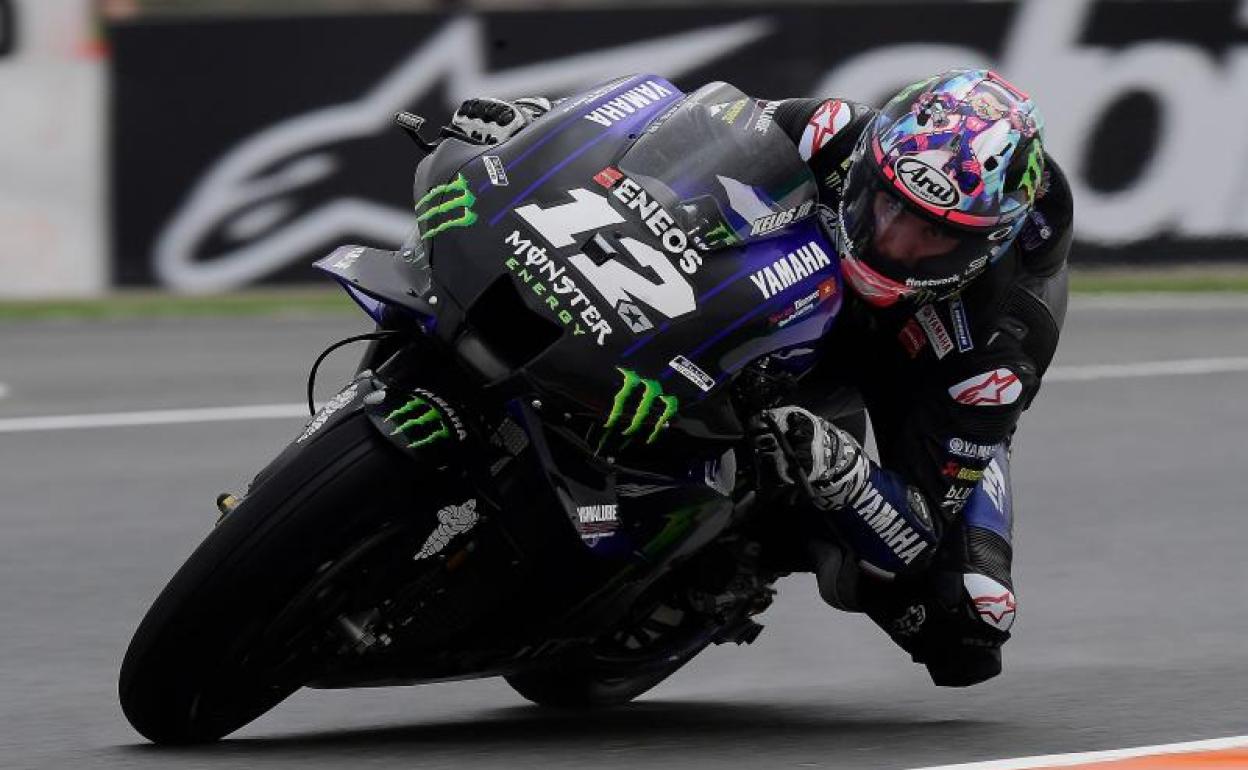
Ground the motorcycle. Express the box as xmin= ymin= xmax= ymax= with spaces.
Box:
xmin=119 ymin=74 xmax=849 ymax=744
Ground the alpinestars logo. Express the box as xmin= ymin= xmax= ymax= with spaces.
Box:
xmin=949 ymin=368 xmax=1023 ymax=406
xmin=963 ymin=573 xmax=1016 ymax=631
xmin=603 ymin=367 xmax=679 ymax=446
xmin=415 ymin=173 xmax=476 ymax=240
xmin=799 ymin=100 xmax=853 ymax=161
xmin=151 ymin=16 xmax=772 ymax=292
xmin=386 ymin=395 xmax=451 ymax=449
xmin=414 ymin=499 xmax=478 ymax=560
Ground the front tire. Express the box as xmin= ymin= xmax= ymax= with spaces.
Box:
xmin=119 ymin=411 xmax=450 ymax=743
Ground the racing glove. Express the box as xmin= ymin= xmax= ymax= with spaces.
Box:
xmin=450 ymin=97 xmax=553 ymax=144
xmin=750 ymin=405 xmax=939 ymax=579
xmin=750 ymin=405 xmax=870 ymax=512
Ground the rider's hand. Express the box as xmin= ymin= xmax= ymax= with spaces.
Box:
xmin=749 ymin=406 xmax=868 ymax=512
xmin=450 ymin=97 xmax=552 ymax=144
xmin=750 ymin=406 xmax=836 ymax=488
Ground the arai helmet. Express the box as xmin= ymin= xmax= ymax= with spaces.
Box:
xmin=836 ymin=69 xmax=1045 ymax=307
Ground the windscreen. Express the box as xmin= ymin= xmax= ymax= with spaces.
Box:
xmin=617 ymin=83 xmax=819 ymax=251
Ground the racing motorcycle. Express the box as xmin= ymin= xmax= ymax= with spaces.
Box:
xmin=119 ymin=74 xmax=851 ymax=744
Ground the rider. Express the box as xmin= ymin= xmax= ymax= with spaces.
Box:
xmin=450 ymin=69 xmax=1073 ymax=687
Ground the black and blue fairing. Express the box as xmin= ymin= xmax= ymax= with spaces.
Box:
xmin=315 ymin=74 xmax=849 ymax=563
xmin=317 ymin=75 xmax=845 ymax=449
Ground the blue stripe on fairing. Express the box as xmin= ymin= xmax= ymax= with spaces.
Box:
xmin=620 ymin=321 xmax=672 ymax=359
xmin=686 ymin=290 xmax=791 ymax=360
xmin=341 ymin=281 xmax=386 ymax=325
xmin=620 ymin=267 xmax=757 ymax=361
xmin=473 ymin=81 xmax=638 ymax=195
xmin=652 ymin=295 xmax=782 ymax=383
xmin=487 ymin=78 xmax=681 ymax=227
xmin=623 ymin=233 xmax=832 ymax=361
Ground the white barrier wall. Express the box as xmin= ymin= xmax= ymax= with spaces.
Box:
xmin=0 ymin=0 xmax=105 ymax=298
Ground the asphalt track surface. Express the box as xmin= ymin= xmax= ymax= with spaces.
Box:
xmin=2 ymin=296 xmax=1247 ymax=769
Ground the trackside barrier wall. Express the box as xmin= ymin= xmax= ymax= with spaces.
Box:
xmin=0 ymin=0 xmax=105 ymax=298
xmin=107 ymin=0 xmax=1248 ymax=291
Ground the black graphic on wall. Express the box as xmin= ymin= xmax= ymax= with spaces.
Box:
xmin=108 ymin=1 xmax=1248 ymax=288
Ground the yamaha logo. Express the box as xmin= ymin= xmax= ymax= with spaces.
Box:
xmin=894 ymin=157 xmax=959 ymax=209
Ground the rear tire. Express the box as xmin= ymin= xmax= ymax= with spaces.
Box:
xmin=504 ymin=645 xmax=706 ymax=709
xmin=119 ymin=411 xmax=449 ymax=743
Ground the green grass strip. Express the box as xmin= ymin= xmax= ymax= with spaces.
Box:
xmin=1069 ymin=270 xmax=1248 ymax=293
xmin=0 ymin=290 xmax=354 ymax=321
xmin=2 ymin=269 xmax=1248 ymax=321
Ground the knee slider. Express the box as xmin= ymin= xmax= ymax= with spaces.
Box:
xmin=927 ymin=646 xmax=1002 ymax=687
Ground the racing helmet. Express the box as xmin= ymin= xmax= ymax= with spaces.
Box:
xmin=835 ymin=69 xmax=1045 ymax=307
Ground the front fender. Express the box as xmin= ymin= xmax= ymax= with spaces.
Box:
xmin=285 ymin=344 xmax=477 ymax=481
xmin=363 ymin=383 xmax=472 ymax=469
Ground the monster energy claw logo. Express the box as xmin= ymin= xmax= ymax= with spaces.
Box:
xmin=700 ymin=222 xmax=740 ymax=249
xmin=387 ymin=395 xmax=451 ymax=448
xmin=414 ymin=173 xmax=477 ymax=240
xmin=1018 ymin=141 xmax=1045 ymax=203
xmin=603 ymin=368 xmax=679 ymax=445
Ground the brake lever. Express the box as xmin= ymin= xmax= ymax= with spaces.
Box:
xmin=759 ymin=412 xmax=819 ymax=507
xmin=394 ymin=112 xmax=438 ymax=154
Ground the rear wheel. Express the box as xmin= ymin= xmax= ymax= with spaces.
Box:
xmin=505 ymin=602 xmax=710 ymax=708
xmin=119 ymin=411 xmax=455 ymax=743
xmin=505 ymin=649 xmax=707 ymax=709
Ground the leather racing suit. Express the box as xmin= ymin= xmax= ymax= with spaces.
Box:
xmin=449 ymin=91 xmax=1074 ymax=686
xmin=761 ymin=96 xmax=1073 ymax=686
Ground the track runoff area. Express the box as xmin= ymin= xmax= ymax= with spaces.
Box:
xmin=909 ymin=735 xmax=1248 ymax=769
xmin=3 ymin=294 xmax=1247 ymax=767
xmin=3 ymin=354 xmax=1248 ymax=435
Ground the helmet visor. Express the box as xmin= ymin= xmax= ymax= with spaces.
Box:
xmin=839 ymin=157 xmax=1007 ymax=303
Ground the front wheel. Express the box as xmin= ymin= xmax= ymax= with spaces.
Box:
xmin=119 ymin=411 xmax=456 ymax=743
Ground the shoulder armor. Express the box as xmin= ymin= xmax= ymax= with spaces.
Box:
xmin=772 ymin=98 xmax=874 ymax=161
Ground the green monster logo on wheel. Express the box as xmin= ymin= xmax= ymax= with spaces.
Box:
xmin=387 ymin=395 xmax=451 ymax=448
xmin=602 ymin=367 xmax=679 ymax=446
xmin=414 ymin=173 xmax=477 ymax=240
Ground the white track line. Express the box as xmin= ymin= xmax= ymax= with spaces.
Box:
xmin=1071 ymin=293 xmax=1248 ymax=311
xmin=1 ymin=356 xmax=1247 ymax=435
xmin=908 ymin=733 xmax=1248 ymax=769
xmin=0 ymin=403 xmax=306 ymax=434
xmin=1047 ymin=356 xmax=1248 ymax=382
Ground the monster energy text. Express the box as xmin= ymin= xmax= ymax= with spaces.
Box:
xmin=503 ymin=229 xmax=613 ymax=345
xmin=415 ymin=173 xmax=477 ymax=240
xmin=603 ymin=367 xmax=679 ymax=445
